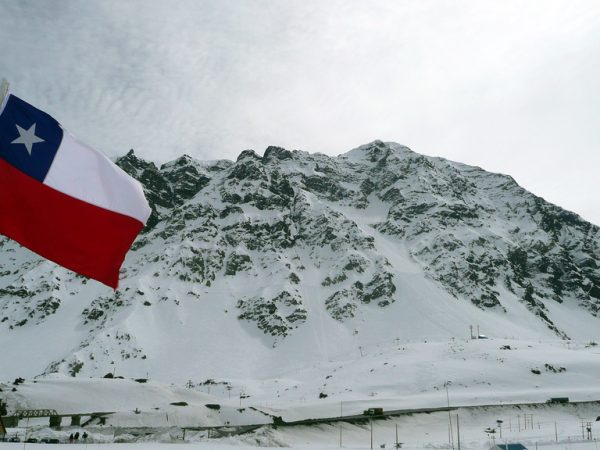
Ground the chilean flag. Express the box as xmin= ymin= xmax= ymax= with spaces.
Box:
xmin=0 ymin=89 xmax=151 ymax=289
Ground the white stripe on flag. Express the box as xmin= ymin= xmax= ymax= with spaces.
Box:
xmin=44 ymin=131 xmax=151 ymax=224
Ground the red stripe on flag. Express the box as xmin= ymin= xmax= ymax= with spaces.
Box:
xmin=0 ymin=158 xmax=144 ymax=288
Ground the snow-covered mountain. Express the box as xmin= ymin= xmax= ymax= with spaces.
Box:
xmin=0 ymin=140 xmax=599 ymax=384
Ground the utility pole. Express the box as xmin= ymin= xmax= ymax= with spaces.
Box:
xmin=446 ymin=382 xmax=455 ymax=450
xmin=586 ymin=422 xmax=592 ymax=440
xmin=22 ymin=417 xmax=30 ymax=447
xmin=370 ymin=418 xmax=373 ymax=450
xmin=395 ymin=424 xmax=399 ymax=449
xmin=239 ymin=391 xmax=248 ymax=408
xmin=339 ymin=401 xmax=342 ymax=448
xmin=554 ymin=422 xmax=558 ymax=442
xmin=456 ymin=414 xmax=461 ymax=450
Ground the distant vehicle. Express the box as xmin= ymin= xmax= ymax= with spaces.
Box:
xmin=363 ymin=408 xmax=384 ymax=416
xmin=478 ymin=334 xmax=489 ymax=339
xmin=546 ymin=397 xmax=569 ymax=404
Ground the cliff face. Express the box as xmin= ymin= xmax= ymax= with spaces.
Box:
xmin=0 ymin=141 xmax=598 ymax=382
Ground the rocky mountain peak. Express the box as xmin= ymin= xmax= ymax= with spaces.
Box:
xmin=263 ymin=146 xmax=293 ymax=162
xmin=1 ymin=141 xmax=599 ymax=381
xmin=236 ymin=149 xmax=262 ymax=162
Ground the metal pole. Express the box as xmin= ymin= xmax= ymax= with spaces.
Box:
xmin=555 ymin=422 xmax=558 ymax=442
xmin=370 ymin=418 xmax=373 ymax=450
xmin=446 ymin=384 xmax=454 ymax=450
xmin=22 ymin=418 xmax=29 ymax=450
xmin=456 ymin=414 xmax=461 ymax=450
xmin=448 ymin=411 xmax=455 ymax=448
xmin=396 ymin=424 xmax=399 ymax=449
xmin=339 ymin=401 xmax=342 ymax=448
xmin=0 ymin=78 xmax=9 ymax=109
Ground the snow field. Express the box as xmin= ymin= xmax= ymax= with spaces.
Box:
xmin=3 ymin=402 xmax=600 ymax=449
xmin=2 ymin=337 xmax=600 ymax=449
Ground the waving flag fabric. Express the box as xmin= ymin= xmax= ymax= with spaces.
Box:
xmin=0 ymin=89 xmax=151 ymax=288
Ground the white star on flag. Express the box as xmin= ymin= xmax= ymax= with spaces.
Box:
xmin=11 ymin=123 xmax=44 ymax=155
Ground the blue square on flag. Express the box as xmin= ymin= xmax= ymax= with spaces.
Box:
xmin=0 ymin=95 xmax=63 ymax=182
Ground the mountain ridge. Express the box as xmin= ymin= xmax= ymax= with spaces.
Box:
xmin=0 ymin=140 xmax=598 ymax=383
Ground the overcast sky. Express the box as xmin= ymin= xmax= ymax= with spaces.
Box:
xmin=0 ymin=0 xmax=599 ymax=225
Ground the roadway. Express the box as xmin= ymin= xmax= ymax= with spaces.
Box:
xmin=275 ymin=399 xmax=600 ymax=427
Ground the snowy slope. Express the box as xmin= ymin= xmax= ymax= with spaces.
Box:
xmin=0 ymin=140 xmax=599 ymax=395
xmin=2 ymin=339 xmax=600 ymax=449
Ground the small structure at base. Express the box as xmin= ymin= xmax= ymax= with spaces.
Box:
xmin=492 ymin=443 xmax=528 ymax=450
xmin=49 ymin=416 xmax=62 ymax=429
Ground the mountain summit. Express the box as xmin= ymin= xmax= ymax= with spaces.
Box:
xmin=0 ymin=141 xmax=598 ymax=382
